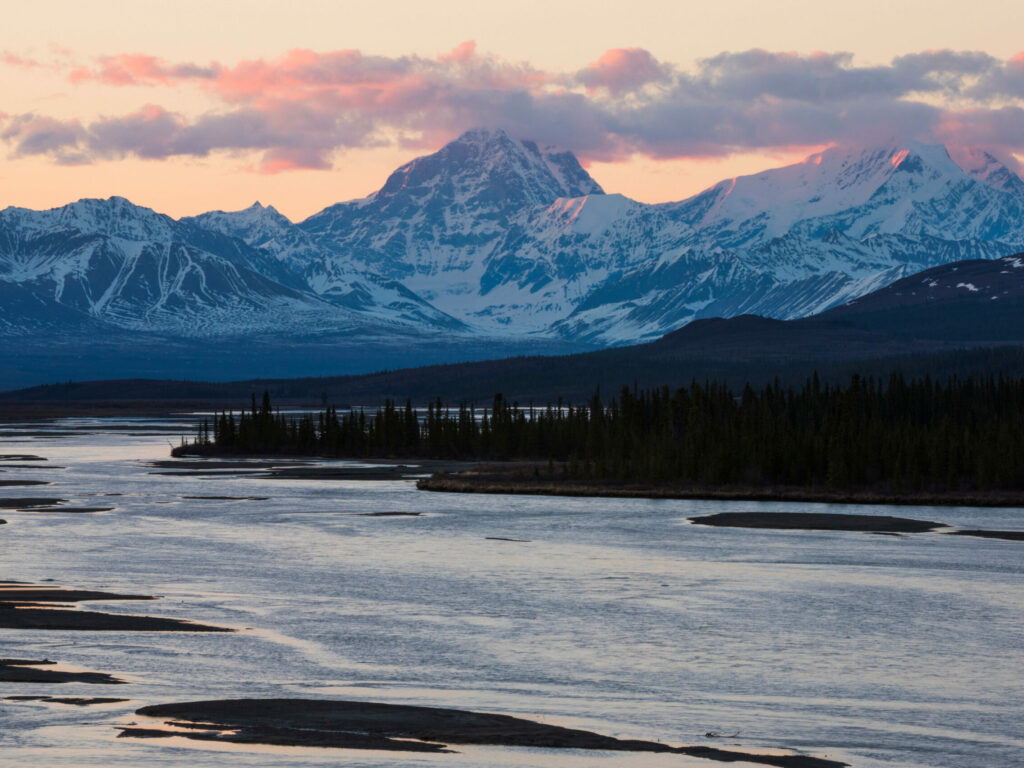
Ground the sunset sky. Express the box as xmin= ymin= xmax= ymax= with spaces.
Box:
xmin=3 ymin=0 xmax=1023 ymax=220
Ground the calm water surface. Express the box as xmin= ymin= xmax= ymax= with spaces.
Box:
xmin=1 ymin=417 xmax=1022 ymax=768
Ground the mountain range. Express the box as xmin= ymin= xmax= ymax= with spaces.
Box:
xmin=2 ymin=128 xmax=1024 ymax=387
xmin=6 ymin=253 xmax=1023 ymax=405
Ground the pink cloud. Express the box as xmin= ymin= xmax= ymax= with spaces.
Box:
xmin=438 ymin=40 xmax=477 ymax=64
xmin=69 ymin=53 xmax=218 ymax=86
xmin=578 ymin=48 xmax=669 ymax=94
xmin=4 ymin=45 xmax=1024 ymax=173
xmin=1 ymin=51 xmax=44 ymax=69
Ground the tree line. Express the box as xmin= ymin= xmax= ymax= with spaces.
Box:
xmin=180 ymin=374 xmax=1024 ymax=491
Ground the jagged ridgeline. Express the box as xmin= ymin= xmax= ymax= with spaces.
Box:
xmin=180 ymin=376 xmax=1024 ymax=491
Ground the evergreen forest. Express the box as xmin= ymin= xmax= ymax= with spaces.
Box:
xmin=180 ymin=374 xmax=1024 ymax=491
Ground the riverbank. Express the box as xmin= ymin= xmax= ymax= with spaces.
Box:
xmin=416 ymin=463 xmax=1024 ymax=507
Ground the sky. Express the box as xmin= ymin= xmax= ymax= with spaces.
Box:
xmin=2 ymin=0 xmax=1023 ymax=220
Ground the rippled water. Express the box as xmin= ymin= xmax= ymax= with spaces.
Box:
xmin=1 ymin=417 xmax=1022 ymax=768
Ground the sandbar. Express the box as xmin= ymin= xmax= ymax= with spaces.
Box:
xmin=0 ymin=582 xmax=232 ymax=632
xmin=945 ymin=529 xmax=1024 ymax=541
xmin=689 ymin=512 xmax=946 ymax=533
xmin=0 ymin=658 xmax=124 ymax=685
xmin=124 ymin=698 xmax=847 ymax=767
xmin=6 ymin=695 xmax=129 ymax=705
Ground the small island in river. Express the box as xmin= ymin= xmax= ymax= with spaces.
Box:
xmin=175 ymin=376 xmax=1024 ymax=508
xmin=121 ymin=697 xmax=847 ymax=768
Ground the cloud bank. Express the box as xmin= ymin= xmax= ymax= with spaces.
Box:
xmin=2 ymin=43 xmax=1023 ymax=172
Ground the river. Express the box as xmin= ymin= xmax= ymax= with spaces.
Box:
xmin=1 ymin=416 xmax=1022 ymax=767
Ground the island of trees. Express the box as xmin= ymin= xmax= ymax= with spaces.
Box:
xmin=176 ymin=373 xmax=1024 ymax=496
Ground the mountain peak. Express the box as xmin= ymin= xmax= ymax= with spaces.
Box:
xmin=678 ymin=139 xmax=1024 ymax=244
xmin=373 ymin=128 xmax=603 ymax=208
xmin=452 ymin=126 xmax=514 ymax=146
xmin=951 ymin=146 xmax=1024 ymax=197
xmin=0 ymin=195 xmax=178 ymax=241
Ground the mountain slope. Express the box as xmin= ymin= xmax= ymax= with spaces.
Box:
xmin=297 ymin=128 xmax=608 ymax=330
xmin=547 ymin=143 xmax=1024 ymax=341
xmin=7 ymin=254 xmax=1024 ymax=404
xmin=0 ymin=197 xmax=464 ymax=338
xmin=187 ymin=203 xmax=467 ymax=331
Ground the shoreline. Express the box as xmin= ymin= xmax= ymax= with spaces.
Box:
xmin=416 ymin=466 xmax=1024 ymax=508
xmin=160 ymin=451 xmax=1024 ymax=507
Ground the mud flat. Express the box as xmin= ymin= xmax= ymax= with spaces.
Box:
xmin=0 ymin=607 xmax=232 ymax=631
xmin=0 ymin=658 xmax=124 ymax=685
xmin=123 ymin=698 xmax=846 ymax=768
xmin=688 ymin=512 xmax=946 ymax=533
xmin=5 ymin=695 xmax=129 ymax=705
xmin=16 ymin=506 xmax=114 ymax=513
xmin=0 ymin=586 xmax=154 ymax=602
xmin=182 ymin=495 xmax=270 ymax=501
xmin=945 ymin=529 xmax=1024 ymax=541
xmin=0 ymin=498 xmax=67 ymax=508
xmin=0 ymin=583 xmax=232 ymax=632
xmin=687 ymin=512 xmax=1024 ymax=542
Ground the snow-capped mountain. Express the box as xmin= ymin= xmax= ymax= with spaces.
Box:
xmin=187 ymin=203 xmax=465 ymax=330
xmin=277 ymin=133 xmax=1024 ymax=342
xmin=296 ymin=128 xmax=608 ymax=329
xmin=669 ymin=141 xmax=1024 ymax=245
xmin=3 ymin=129 xmax=1024 ymax=373
xmin=545 ymin=141 xmax=1024 ymax=340
xmin=0 ymin=197 xmax=460 ymax=338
